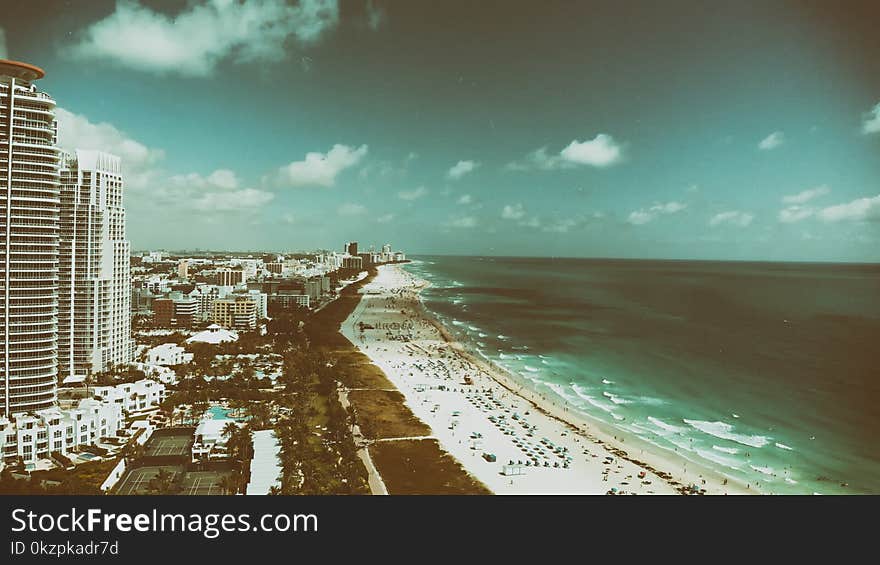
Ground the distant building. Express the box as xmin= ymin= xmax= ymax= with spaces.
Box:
xmin=212 ymin=296 xmax=257 ymax=329
xmin=305 ymin=279 xmax=322 ymax=301
xmin=173 ymin=297 xmax=199 ymax=327
xmin=345 ymin=241 xmax=358 ymax=256
xmin=153 ymin=298 xmax=175 ymax=326
xmin=131 ymin=285 xmax=157 ymax=314
xmin=246 ymin=290 xmax=268 ymax=319
xmin=213 ymin=268 xmax=244 ymax=287
xmin=178 ymin=259 xmax=189 ymax=279
xmin=266 ymin=262 xmax=283 ymax=274
xmin=342 ymin=256 xmax=363 ymax=270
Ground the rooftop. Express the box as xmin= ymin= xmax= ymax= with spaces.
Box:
xmin=0 ymin=59 xmax=46 ymax=80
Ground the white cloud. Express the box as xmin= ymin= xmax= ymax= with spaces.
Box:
xmin=277 ymin=144 xmax=368 ymax=187
xmin=457 ymin=194 xmax=473 ymax=205
xmin=778 ymin=206 xmax=814 ymax=223
xmin=504 ymin=147 xmax=558 ymax=171
xmin=68 ymin=0 xmax=341 ymax=76
xmin=709 ymin=211 xmax=754 ymax=227
xmin=447 ymin=160 xmax=479 ymax=180
xmin=559 ymin=134 xmax=623 ymax=167
xmin=0 ymin=26 xmax=7 ymax=59
xmin=782 ymin=185 xmax=830 ymax=204
xmin=191 ymin=188 xmax=273 ymax=211
xmin=542 ymin=218 xmax=578 ymax=233
xmin=398 ymin=186 xmax=428 ymax=201
xmin=55 ymin=107 xmax=274 ymax=221
xmin=501 ymin=203 xmax=526 ymax=220
xmin=54 ymin=107 xmax=165 ymax=190
xmin=338 ymin=202 xmax=367 ymax=216
xmin=376 ymin=213 xmax=394 ymax=224
xmin=627 ymin=210 xmax=653 ymax=225
xmin=449 ymin=216 xmax=477 ymax=228
xmin=862 ymin=102 xmax=880 ymax=134
xmin=170 ymin=169 xmax=239 ymax=190
xmin=758 ymin=131 xmax=785 ymax=150
xmin=818 ymin=194 xmax=880 ymax=222
xmin=627 ymin=201 xmax=686 ymax=225
xmin=507 ymin=134 xmax=624 ymax=171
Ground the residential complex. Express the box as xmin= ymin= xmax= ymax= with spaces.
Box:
xmin=0 ymin=60 xmax=148 ymax=465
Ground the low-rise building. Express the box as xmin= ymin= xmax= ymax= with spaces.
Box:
xmin=191 ymin=418 xmax=238 ymax=462
xmin=145 ymin=343 xmax=193 ymax=366
xmin=186 ymin=324 xmax=239 ymax=345
xmin=0 ymin=400 xmax=124 ymax=464
xmin=92 ymin=378 xmax=167 ymax=415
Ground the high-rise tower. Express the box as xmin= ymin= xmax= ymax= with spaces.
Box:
xmin=58 ymin=150 xmax=132 ymax=381
xmin=0 ymin=60 xmax=60 ymax=416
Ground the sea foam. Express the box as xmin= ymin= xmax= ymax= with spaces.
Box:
xmin=571 ymin=384 xmax=615 ymax=413
xmin=647 ymin=416 xmax=686 ymax=435
xmin=683 ymin=419 xmax=771 ymax=448
xmin=602 ymin=391 xmax=630 ymax=405
xmin=749 ymin=464 xmax=775 ymax=476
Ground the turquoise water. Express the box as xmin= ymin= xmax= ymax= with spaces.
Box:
xmin=403 ymin=256 xmax=880 ymax=494
xmin=207 ymin=406 xmax=248 ymax=422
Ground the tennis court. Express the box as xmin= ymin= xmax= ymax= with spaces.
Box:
xmin=180 ymin=470 xmax=230 ymax=495
xmin=114 ymin=465 xmax=183 ymax=495
xmin=144 ymin=434 xmax=192 ymax=457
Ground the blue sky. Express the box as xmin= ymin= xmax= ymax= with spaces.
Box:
xmin=2 ymin=0 xmax=879 ymax=260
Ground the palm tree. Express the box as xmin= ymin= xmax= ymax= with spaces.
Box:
xmin=222 ymin=421 xmax=244 ymax=463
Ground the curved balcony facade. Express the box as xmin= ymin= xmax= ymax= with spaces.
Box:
xmin=1 ymin=59 xmax=59 ymax=417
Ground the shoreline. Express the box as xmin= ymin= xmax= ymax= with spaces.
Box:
xmin=342 ymin=263 xmax=755 ymax=495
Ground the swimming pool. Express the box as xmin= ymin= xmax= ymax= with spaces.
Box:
xmin=207 ymin=405 xmax=248 ymax=422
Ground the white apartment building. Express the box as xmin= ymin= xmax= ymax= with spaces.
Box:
xmin=0 ymin=399 xmax=124 ymax=464
xmin=92 ymin=378 xmax=166 ymax=414
xmin=246 ymin=290 xmax=268 ymax=319
xmin=0 ymin=60 xmax=60 ymax=416
xmin=145 ymin=343 xmax=193 ymax=366
xmin=58 ymin=150 xmax=133 ymax=382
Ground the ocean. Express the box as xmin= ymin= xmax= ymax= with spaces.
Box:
xmin=402 ymin=256 xmax=880 ymax=494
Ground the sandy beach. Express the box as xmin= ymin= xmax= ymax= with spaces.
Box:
xmin=341 ymin=264 xmax=755 ymax=495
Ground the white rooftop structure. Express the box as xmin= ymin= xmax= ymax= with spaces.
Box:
xmin=145 ymin=343 xmax=193 ymax=366
xmin=246 ymin=430 xmax=281 ymax=495
xmin=186 ymin=324 xmax=239 ymax=345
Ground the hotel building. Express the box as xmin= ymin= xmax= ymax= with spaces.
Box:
xmin=0 ymin=60 xmax=60 ymax=416
xmin=58 ymin=150 xmax=133 ymax=381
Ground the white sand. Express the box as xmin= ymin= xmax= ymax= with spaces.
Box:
xmin=341 ymin=264 xmax=753 ymax=495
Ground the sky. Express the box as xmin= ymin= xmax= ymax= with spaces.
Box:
xmin=2 ymin=0 xmax=879 ymax=260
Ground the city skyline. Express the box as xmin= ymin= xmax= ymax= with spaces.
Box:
xmin=2 ymin=0 xmax=879 ymax=261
